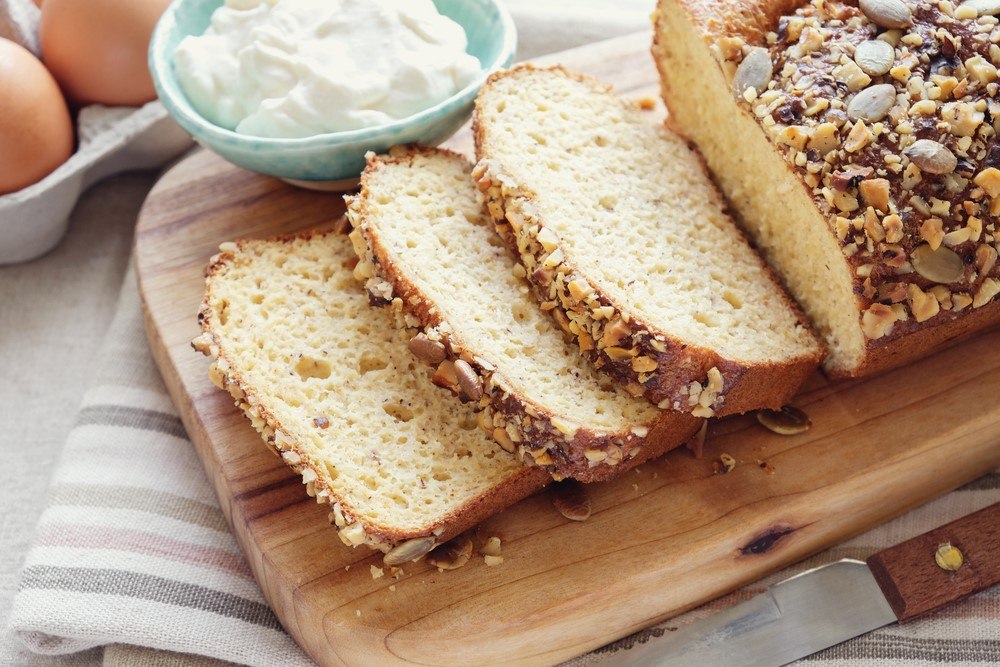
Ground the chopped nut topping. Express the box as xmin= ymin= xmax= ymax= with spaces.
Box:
xmin=862 ymin=303 xmax=898 ymax=339
xmin=974 ymin=167 xmax=1000 ymax=197
xmin=730 ymin=0 xmax=1000 ymax=333
xmin=907 ymin=283 xmax=940 ymax=322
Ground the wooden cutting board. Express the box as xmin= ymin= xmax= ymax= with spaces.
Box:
xmin=135 ymin=32 xmax=1000 ymax=666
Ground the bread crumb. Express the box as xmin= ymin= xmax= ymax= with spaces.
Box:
xmin=344 ymin=565 xmax=350 ymax=572
xmin=484 ymin=555 xmax=504 ymax=566
xmin=632 ymin=483 xmax=639 ymax=491
xmin=757 ymin=459 xmax=776 ymax=474
xmin=388 ymin=585 xmax=397 ymax=592
xmin=355 ymin=609 xmax=362 ymax=618
xmin=635 ymin=96 xmax=657 ymax=110
xmin=370 ymin=565 xmax=384 ymax=579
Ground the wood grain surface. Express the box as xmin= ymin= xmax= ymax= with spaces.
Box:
xmin=868 ymin=502 xmax=1000 ymax=622
xmin=135 ymin=32 xmax=1000 ymax=666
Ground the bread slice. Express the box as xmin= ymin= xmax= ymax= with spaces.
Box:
xmin=346 ymin=147 xmax=702 ymax=482
xmin=473 ymin=65 xmax=823 ymax=417
xmin=192 ymin=231 xmax=548 ymax=561
xmin=652 ymin=0 xmax=1000 ymax=377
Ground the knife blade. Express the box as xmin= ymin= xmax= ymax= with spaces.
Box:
xmin=601 ymin=502 xmax=999 ymax=666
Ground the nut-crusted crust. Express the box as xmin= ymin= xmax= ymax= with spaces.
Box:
xmin=346 ymin=147 xmax=701 ymax=482
xmin=472 ymin=64 xmax=822 ymax=415
xmin=194 ymin=231 xmax=549 ymax=552
xmin=655 ymin=0 xmax=1000 ymax=378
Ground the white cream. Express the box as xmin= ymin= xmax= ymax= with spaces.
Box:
xmin=174 ymin=0 xmax=481 ymax=138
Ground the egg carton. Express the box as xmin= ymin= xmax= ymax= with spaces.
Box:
xmin=0 ymin=0 xmax=192 ymax=265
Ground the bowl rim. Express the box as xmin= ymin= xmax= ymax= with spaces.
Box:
xmin=149 ymin=0 xmax=517 ymax=147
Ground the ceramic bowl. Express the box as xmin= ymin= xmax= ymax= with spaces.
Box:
xmin=149 ymin=0 xmax=516 ymax=187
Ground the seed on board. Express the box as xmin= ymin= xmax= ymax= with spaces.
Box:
xmin=733 ymin=47 xmax=773 ymax=97
xmin=911 ymin=244 xmax=965 ymax=284
xmin=551 ymin=480 xmax=591 ymax=521
xmin=935 ymin=542 xmax=964 ymax=571
xmin=426 ymin=533 xmax=473 ymax=571
xmin=408 ymin=333 xmax=446 ymax=365
xmin=847 ymin=83 xmax=896 ymax=122
xmin=756 ymin=405 xmax=812 ymax=435
xmin=859 ymin=0 xmax=913 ymax=28
xmin=481 ymin=536 xmax=502 ymax=558
xmin=905 ymin=139 xmax=958 ymax=174
xmin=961 ymin=0 xmax=1000 ymax=16
xmin=854 ymin=40 xmax=895 ymax=76
xmin=453 ymin=358 xmax=483 ymax=402
xmin=383 ymin=536 xmax=436 ymax=566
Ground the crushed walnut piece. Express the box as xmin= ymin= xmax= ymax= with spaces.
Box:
xmin=727 ymin=0 xmax=1000 ymax=340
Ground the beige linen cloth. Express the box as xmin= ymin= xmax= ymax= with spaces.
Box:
xmin=2 ymin=3 xmax=998 ymax=666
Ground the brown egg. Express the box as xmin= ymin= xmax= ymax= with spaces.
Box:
xmin=0 ymin=38 xmax=73 ymax=195
xmin=40 ymin=0 xmax=171 ymax=107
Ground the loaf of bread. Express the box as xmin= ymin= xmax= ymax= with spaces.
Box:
xmin=473 ymin=65 xmax=823 ymax=417
xmin=193 ymin=232 xmax=548 ymax=561
xmin=654 ymin=0 xmax=1000 ymax=377
xmin=346 ymin=147 xmax=702 ymax=482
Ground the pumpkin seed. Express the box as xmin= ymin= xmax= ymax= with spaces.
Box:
xmin=426 ymin=533 xmax=473 ymax=571
xmin=733 ymin=47 xmax=773 ymax=97
xmin=855 ymin=40 xmax=895 ymax=76
xmin=961 ymin=0 xmax=1000 ymax=16
xmin=859 ymin=0 xmax=913 ymax=28
xmin=756 ymin=406 xmax=811 ymax=435
xmin=408 ymin=333 xmax=446 ymax=365
xmin=905 ymin=139 xmax=958 ymax=174
xmin=847 ymin=83 xmax=896 ymax=122
xmin=453 ymin=358 xmax=483 ymax=402
xmin=551 ymin=480 xmax=591 ymax=521
xmin=911 ymin=244 xmax=965 ymax=283
xmin=383 ymin=536 xmax=436 ymax=566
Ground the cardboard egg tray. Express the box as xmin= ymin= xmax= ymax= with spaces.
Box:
xmin=0 ymin=0 xmax=192 ymax=264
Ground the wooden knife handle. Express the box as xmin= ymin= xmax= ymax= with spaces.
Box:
xmin=866 ymin=502 xmax=1000 ymax=622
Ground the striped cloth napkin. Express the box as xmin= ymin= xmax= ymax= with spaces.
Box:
xmin=8 ymin=265 xmax=311 ymax=667
xmin=8 ymin=263 xmax=999 ymax=665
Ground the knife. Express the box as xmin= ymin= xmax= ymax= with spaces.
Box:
xmin=604 ymin=502 xmax=999 ymax=666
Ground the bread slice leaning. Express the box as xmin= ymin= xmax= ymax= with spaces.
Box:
xmin=473 ymin=66 xmax=824 ymax=417
xmin=347 ymin=147 xmax=702 ymax=482
xmin=193 ymin=231 xmax=548 ymax=563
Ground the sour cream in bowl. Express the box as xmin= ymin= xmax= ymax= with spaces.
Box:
xmin=150 ymin=0 xmax=515 ymax=187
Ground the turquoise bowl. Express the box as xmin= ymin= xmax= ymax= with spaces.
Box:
xmin=149 ymin=0 xmax=516 ymax=185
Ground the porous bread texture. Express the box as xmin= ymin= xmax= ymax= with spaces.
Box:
xmin=346 ymin=147 xmax=701 ymax=482
xmin=653 ymin=0 xmax=864 ymax=376
xmin=473 ymin=65 xmax=823 ymax=416
xmin=652 ymin=0 xmax=1000 ymax=377
xmin=193 ymin=231 xmax=548 ymax=553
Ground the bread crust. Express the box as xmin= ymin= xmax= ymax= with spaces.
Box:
xmin=346 ymin=147 xmax=701 ymax=482
xmin=194 ymin=231 xmax=549 ymax=554
xmin=654 ymin=0 xmax=1000 ymax=379
xmin=473 ymin=64 xmax=823 ymax=416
